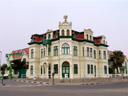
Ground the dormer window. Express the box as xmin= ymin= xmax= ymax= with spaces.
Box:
xmin=31 ymin=37 xmax=34 ymax=42
xmin=62 ymin=30 xmax=64 ymax=36
xmin=42 ymin=36 xmax=45 ymax=41
xmin=67 ymin=29 xmax=70 ymax=36
xmin=55 ymin=32 xmax=58 ymax=38
xmin=103 ymin=40 xmax=105 ymax=44
xmin=90 ymin=35 xmax=92 ymax=41
xmin=48 ymin=34 xmax=51 ymax=40
xmin=87 ymin=34 xmax=88 ymax=40
xmin=73 ymin=32 xmax=76 ymax=38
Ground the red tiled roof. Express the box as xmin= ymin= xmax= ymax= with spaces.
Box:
xmin=94 ymin=36 xmax=102 ymax=44
xmin=11 ymin=48 xmax=29 ymax=60
xmin=76 ymin=32 xmax=84 ymax=40
xmin=33 ymin=36 xmax=42 ymax=42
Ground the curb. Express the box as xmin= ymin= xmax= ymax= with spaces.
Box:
xmin=13 ymin=79 xmax=50 ymax=85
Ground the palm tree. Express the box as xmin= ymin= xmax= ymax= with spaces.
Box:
xmin=110 ymin=51 xmax=125 ymax=77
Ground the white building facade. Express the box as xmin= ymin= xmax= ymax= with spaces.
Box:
xmin=27 ymin=15 xmax=109 ymax=79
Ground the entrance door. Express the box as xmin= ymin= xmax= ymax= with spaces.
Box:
xmin=62 ymin=62 xmax=70 ymax=78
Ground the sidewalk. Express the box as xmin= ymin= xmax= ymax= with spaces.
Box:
xmin=11 ymin=77 xmax=128 ymax=86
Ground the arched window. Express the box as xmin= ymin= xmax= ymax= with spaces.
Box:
xmin=62 ymin=29 xmax=64 ymax=36
xmin=62 ymin=43 xmax=70 ymax=54
xmin=48 ymin=34 xmax=51 ymax=40
xmin=87 ymin=34 xmax=88 ymax=40
xmin=31 ymin=49 xmax=34 ymax=58
xmin=30 ymin=65 xmax=33 ymax=75
xmin=67 ymin=29 xmax=70 ymax=36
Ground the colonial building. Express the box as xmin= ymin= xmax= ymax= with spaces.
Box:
xmin=26 ymin=15 xmax=109 ymax=79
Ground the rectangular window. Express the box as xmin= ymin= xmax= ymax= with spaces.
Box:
xmin=41 ymin=49 xmax=43 ymax=58
xmin=104 ymin=51 xmax=106 ymax=59
xmin=94 ymin=50 xmax=96 ymax=59
xmin=125 ymin=62 xmax=127 ymax=74
xmin=83 ymin=47 xmax=84 ymax=56
xmin=87 ymin=64 xmax=90 ymax=74
xmin=44 ymin=48 xmax=45 ymax=56
xmin=74 ymin=64 xmax=78 ymax=74
xmin=73 ymin=46 xmax=77 ymax=56
xmin=54 ymin=46 xmax=58 ymax=56
xmin=41 ymin=65 xmax=43 ymax=74
xmin=31 ymin=49 xmax=34 ymax=58
xmin=48 ymin=47 xmax=51 ymax=56
xmin=99 ymin=50 xmax=101 ymax=59
xmin=54 ymin=64 xmax=58 ymax=74
xmin=30 ymin=65 xmax=33 ymax=75
xmin=104 ymin=66 xmax=107 ymax=74
xmin=91 ymin=65 xmax=93 ymax=74
xmin=90 ymin=48 xmax=92 ymax=57
xmin=87 ymin=47 xmax=89 ymax=57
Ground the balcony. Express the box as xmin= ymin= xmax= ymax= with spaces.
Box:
xmin=42 ymin=40 xmax=51 ymax=45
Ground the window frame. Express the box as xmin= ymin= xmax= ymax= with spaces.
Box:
xmin=54 ymin=64 xmax=58 ymax=74
xmin=30 ymin=65 xmax=33 ymax=75
xmin=62 ymin=43 xmax=70 ymax=55
xmin=74 ymin=64 xmax=78 ymax=74
xmin=62 ymin=29 xmax=64 ymax=36
xmin=67 ymin=29 xmax=70 ymax=36
xmin=31 ymin=49 xmax=34 ymax=58
xmin=73 ymin=46 xmax=77 ymax=56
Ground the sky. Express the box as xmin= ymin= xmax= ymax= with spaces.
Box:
xmin=0 ymin=0 xmax=128 ymax=65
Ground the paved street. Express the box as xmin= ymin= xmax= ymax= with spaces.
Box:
xmin=0 ymin=79 xmax=128 ymax=96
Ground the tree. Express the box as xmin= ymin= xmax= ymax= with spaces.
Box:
xmin=110 ymin=51 xmax=125 ymax=77
xmin=11 ymin=59 xmax=27 ymax=74
xmin=0 ymin=64 xmax=8 ymax=71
